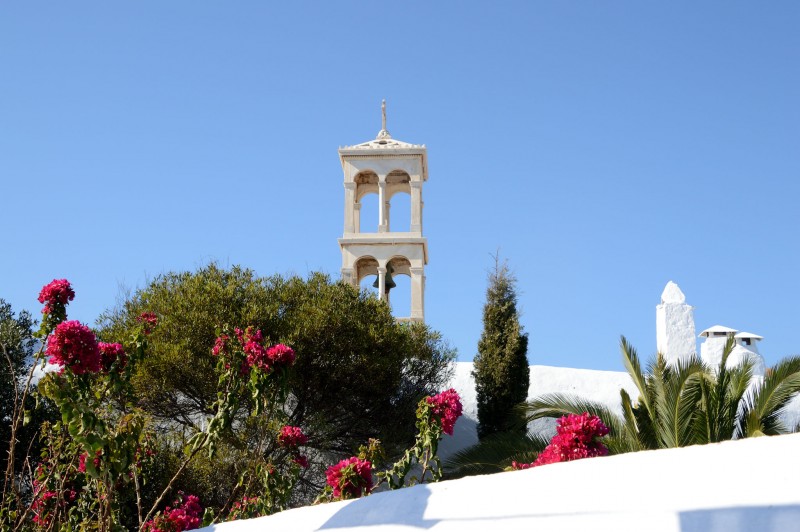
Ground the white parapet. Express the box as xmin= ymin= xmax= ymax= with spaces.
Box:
xmin=656 ymin=281 xmax=696 ymax=365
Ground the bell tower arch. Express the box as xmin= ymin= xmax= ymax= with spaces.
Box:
xmin=338 ymin=101 xmax=429 ymax=321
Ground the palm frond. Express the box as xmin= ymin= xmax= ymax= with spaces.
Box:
xmin=620 ymin=336 xmax=653 ymax=418
xmin=619 ymin=389 xmax=647 ymax=452
xmin=738 ymin=356 xmax=800 ymax=437
xmin=443 ymin=431 xmax=550 ymax=478
xmin=691 ymin=375 xmax=712 ymax=444
xmin=521 ymin=393 xmax=625 ymax=437
xmin=719 ymin=357 xmax=754 ymax=441
xmin=653 ymin=355 xmax=704 ymax=448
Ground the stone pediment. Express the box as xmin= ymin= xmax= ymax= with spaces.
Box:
xmin=340 ymin=136 xmax=425 ymax=151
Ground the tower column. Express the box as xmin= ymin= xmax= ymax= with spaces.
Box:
xmin=410 ymin=181 xmax=422 ymax=233
xmin=341 ymin=267 xmax=355 ymax=286
xmin=344 ymin=182 xmax=356 ymax=233
xmin=410 ymin=267 xmax=425 ymax=320
xmin=378 ymin=181 xmax=388 ymax=233
xmin=377 ymin=267 xmax=387 ymax=302
xmin=353 ymin=201 xmax=361 ymax=234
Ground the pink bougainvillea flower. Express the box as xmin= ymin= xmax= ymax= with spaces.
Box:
xmin=98 ymin=342 xmax=127 ymax=372
xmin=235 ymin=326 xmax=262 ymax=347
xmin=136 ymin=312 xmax=158 ymax=335
xmin=426 ymin=388 xmax=463 ymax=436
xmin=46 ymin=320 xmax=101 ymax=374
xmin=38 ymin=279 xmax=75 ymax=315
xmin=244 ymin=340 xmax=270 ymax=371
xmin=512 ymin=412 xmax=609 ymax=470
xmin=277 ymin=425 xmax=308 ymax=448
xmin=292 ymin=454 xmax=310 ymax=469
xmin=325 ymin=457 xmax=372 ymax=499
xmin=211 ymin=334 xmax=230 ymax=357
xmin=266 ymin=343 xmax=295 ymax=368
xmin=143 ymin=492 xmax=202 ymax=532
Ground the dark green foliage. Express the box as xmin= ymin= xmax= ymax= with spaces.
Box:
xmin=98 ymin=264 xmax=455 ymax=507
xmin=0 ymin=299 xmax=35 ymax=478
xmin=0 ymin=299 xmax=56 ymax=485
xmin=444 ymin=430 xmax=549 ymax=479
xmin=472 ymin=258 xmax=529 ymax=440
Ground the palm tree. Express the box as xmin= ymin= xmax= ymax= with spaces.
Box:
xmin=446 ymin=336 xmax=800 ymax=476
xmin=529 ymin=336 xmax=800 ymax=449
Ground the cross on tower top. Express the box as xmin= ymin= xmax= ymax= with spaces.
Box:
xmin=377 ymin=99 xmax=391 ymax=140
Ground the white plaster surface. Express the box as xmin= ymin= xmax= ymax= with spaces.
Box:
xmin=727 ymin=344 xmax=767 ymax=377
xmin=438 ymin=360 xmax=798 ymax=460
xmin=700 ymin=336 xmax=730 ymax=369
xmin=660 ymin=281 xmax=686 ymax=304
xmin=198 ymin=432 xmax=800 ymax=532
xmin=437 ymin=362 xmax=637 ymax=460
xmin=656 ymin=282 xmax=696 ymax=365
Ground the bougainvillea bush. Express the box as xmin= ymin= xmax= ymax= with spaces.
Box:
xmin=511 ymin=412 xmax=609 ymax=470
xmin=1 ymin=280 xmax=311 ymax=531
xmin=319 ymin=388 xmax=464 ymax=501
xmin=1 ymin=279 xmax=461 ymax=531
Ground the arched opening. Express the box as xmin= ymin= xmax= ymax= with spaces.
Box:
xmin=355 ymin=171 xmax=379 ymax=233
xmin=389 ymin=191 xmax=411 ymax=232
xmin=389 ymin=273 xmax=411 ymax=318
xmin=355 ymin=256 xmax=379 ymax=298
xmin=387 ymin=256 xmax=412 ymax=319
xmin=386 ymin=170 xmax=411 ymax=233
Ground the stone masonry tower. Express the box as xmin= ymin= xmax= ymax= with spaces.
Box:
xmin=338 ymin=101 xmax=428 ymax=321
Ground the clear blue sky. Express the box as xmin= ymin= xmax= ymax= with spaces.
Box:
xmin=2 ymin=2 xmax=798 ymax=371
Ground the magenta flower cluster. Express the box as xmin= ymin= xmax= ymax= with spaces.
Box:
xmin=38 ymin=279 xmax=75 ymax=314
xmin=325 ymin=457 xmax=373 ymax=499
xmin=426 ymin=388 xmax=463 ymax=436
xmin=512 ymin=412 xmax=609 ymax=470
xmin=211 ymin=334 xmax=230 ymax=357
xmin=266 ymin=344 xmax=295 ymax=367
xmin=98 ymin=342 xmax=127 ymax=373
xmin=46 ymin=320 xmax=101 ymax=374
xmin=30 ymin=464 xmax=79 ymax=527
xmin=212 ymin=327 xmax=296 ymax=374
xmin=277 ymin=426 xmax=308 ymax=448
xmin=278 ymin=425 xmax=309 ymax=468
xmin=143 ymin=493 xmax=202 ymax=532
xmin=136 ymin=312 xmax=158 ymax=335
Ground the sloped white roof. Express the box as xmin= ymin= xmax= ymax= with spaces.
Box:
xmin=340 ymin=136 xmax=425 ymax=150
xmin=197 ymin=433 xmax=800 ymax=532
xmin=699 ymin=325 xmax=738 ymax=337
xmin=735 ymin=331 xmax=764 ymax=341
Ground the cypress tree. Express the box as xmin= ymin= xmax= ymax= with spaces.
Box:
xmin=472 ymin=257 xmax=530 ymax=440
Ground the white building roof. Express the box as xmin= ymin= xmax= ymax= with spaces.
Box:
xmin=699 ymin=325 xmax=738 ymax=338
xmin=341 ymin=136 xmax=424 ymax=150
xmin=735 ymin=332 xmax=764 ymax=341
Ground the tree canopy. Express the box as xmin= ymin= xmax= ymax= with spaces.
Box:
xmin=98 ymin=264 xmax=455 ymax=504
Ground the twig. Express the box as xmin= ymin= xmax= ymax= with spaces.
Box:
xmin=139 ymin=434 xmax=208 ymax=530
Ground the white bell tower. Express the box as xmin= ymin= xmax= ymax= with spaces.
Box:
xmin=338 ymin=101 xmax=428 ymax=321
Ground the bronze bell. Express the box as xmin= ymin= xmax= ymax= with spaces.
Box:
xmin=372 ymin=264 xmax=397 ymax=293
